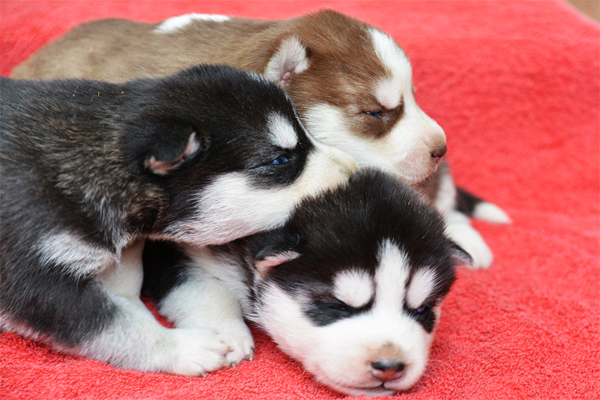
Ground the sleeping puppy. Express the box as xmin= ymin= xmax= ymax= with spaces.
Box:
xmin=11 ymin=9 xmax=510 ymax=269
xmin=0 ymin=65 xmax=356 ymax=374
xmin=144 ymin=169 xmax=471 ymax=396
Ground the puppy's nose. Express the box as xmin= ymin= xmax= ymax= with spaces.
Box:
xmin=371 ymin=361 xmax=406 ymax=382
xmin=431 ymin=144 xmax=447 ymax=163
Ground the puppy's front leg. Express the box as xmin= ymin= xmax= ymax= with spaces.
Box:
xmin=81 ymin=290 xmax=232 ymax=375
xmin=144 ymin=241 xmax=254 ymax=367
xmin=95 ymin=239 xmax=231 ymax=375
xmin=431 ymin=171 xmax=494 ymax=269
xmin=158 ymin=267 xmax=254 ymax=367
xmin=99 ymin=238 xmax=147 ymax=309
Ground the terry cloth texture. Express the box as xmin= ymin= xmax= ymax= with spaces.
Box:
xmin=1 ymin=1 xmax=598 ymax=399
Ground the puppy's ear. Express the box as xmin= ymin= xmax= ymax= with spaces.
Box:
xmin=248 ymin=228 xmax=303 ymax=278
xmin=450 ymin=243 xmax=473 ymax=269
xmin=264 ymin=36 xmax=311 ymax=86
xmin=255 ymin=251 xmax=300 ymax=278
xmin=145 ymin=132 xmax=201 ymax=175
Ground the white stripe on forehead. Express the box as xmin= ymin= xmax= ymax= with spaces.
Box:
xmin=406 ymin=269 xmax=437 ymax=309
xmin=267 ymin=113 xmax=298 ymax=150
xmin=333 ymin=270 xmax=373 ymax=308
xmin=374 ymin=239 xmax=411 ymax=311
xmin=369 ymin=28 xmax=413 ymax=110
xmin=154 ymin=14 xmax=230 ymax=34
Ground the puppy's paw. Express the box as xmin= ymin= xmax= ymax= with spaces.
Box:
xmin=213 ymin=320 xmax=255 ymax=367
xmin=445 ymin=214 xmax=493 ymax=270
xmin=169 ymin=328 xmax=231 ymax=376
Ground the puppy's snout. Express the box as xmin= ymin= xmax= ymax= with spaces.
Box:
xmin=370 ymin=360 xmax=406 ymax=382
xmin=431 ymin=144 xmax=447 ymax=163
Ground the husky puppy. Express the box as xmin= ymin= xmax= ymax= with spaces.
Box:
xmin=0 ymin=65 xmax=356 ymax=374
xmin=11 ymin=10 xmax=510 ymax=269
xmin=144 ymin=169 xmax=471 ymax=396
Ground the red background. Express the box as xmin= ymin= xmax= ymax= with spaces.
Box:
xmin=1 ymin=1 xmax=598 ymax=399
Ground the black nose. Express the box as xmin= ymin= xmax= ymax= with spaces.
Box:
xmin=432 ymin=144 xmax=447 ymax=162
xmin=371 ymin=361 xmax=406 ymax=381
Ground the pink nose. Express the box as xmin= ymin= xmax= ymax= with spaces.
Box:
xmin=371 ymin=361 xmax=406 ymax=382
xmin=431 ymin=144 xmax=447 ymax=163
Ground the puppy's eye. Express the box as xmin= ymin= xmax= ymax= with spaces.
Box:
xmin=414 ymin=304 xmax=432 ymax=315
xmin=271 ymin=155 xmax=291 ymax=165
xmin=327 ymin=302 xmax=350 ymax=312
xmin=365 ymin=111 xmax=382 ymax=119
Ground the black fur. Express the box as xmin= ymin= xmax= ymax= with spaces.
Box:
xmin=142 ymin=240 xmax=193 ymax=304
xmin=456 ymin=186 xmax=485 ymax=217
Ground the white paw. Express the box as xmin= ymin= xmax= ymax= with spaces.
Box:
xmin=212 ymin=320 xmax=255 ymax=367
xmin=445 ymin=213 xmax=493 ymax=270
xmin=168 ymin=328 xmax=231 ymax=376
xmin=472 ymin=201 xmax=511 ymax=224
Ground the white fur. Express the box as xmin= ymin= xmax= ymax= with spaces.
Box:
xmin=98 ymin=238 xmax=145 ymax=308
xmin=433 ymin=165 xmax=459 ymax=217
xmin=161 ymin=143 xmax=356 ymax=247
xmin=445 ymin=210 xmax=493 ymax=270
xmin=473 ymin=201 xmax=512 ymax=224
xmin=154 ymin=14 xmax=230 ymax=34
xmin=375 ymin=240 xmax=411 ymax=310
xmin=267 ymin=113 xmax=298 ymax=149
xmin=370 ymin=29 xmax=411 ymax=111
xmin=75 ymin=293 xmax=230 ymax=376
xmin=434 ymin=169 xmax=502 ymax=269
xmin=36 ymin=231 xmax=116 ymax=278
xmin=264 ymin=36 xmax=309 ymax=84
xmin=333 ymin=270 xmax=373 ymax=308
xmin=158 ymin=250 xmax=254 ymax=367
xmin=253 ymin=240 xmax=435 ymax=396
xmin=406 ymin=269 xmax=437 ymax=309
xmin=183 ymin=245 xmax=252 ymax=313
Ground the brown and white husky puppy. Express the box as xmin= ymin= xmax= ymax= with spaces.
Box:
xmin=12 ymin=9 xmax=510 ymax=269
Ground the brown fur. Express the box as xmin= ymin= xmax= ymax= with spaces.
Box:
xmin=13 ymin=11 xmax=398 ymax=140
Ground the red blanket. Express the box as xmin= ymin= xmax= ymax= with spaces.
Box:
xmin=1 ymin=1 xmax=598 ymax=399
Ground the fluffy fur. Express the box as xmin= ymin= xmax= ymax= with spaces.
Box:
xmin=143 ymin=169 xmax=471 ymax=396
xmin=11 ymin=9 xmax=510 ymax=269
xmin=0 ymin=65 xmax=356 ymax=374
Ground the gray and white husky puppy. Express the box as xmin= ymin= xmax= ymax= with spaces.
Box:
xmin=0 ymin=65 xmax=356 ymax=375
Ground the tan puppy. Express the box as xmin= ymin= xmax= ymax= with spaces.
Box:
xmin=13 ymin=10 xmax=510 ymax=267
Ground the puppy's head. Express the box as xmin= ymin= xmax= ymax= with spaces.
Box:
xmin=262 ymin=10 xmax=446 ymax=184
xmin=243 ymin=169 xmax=470 ymax=396
xmin=124 ymin=64 xmax=357 ymax=246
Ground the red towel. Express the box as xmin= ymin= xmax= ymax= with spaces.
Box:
xmin=1 ymin=1 xmax=598 ymax=399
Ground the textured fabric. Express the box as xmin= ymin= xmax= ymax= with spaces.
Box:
xmin=1 ymin=1 xmax=598 ymax=399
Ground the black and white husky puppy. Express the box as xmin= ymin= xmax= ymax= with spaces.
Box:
xmin=0 ymin=65 xmax=356 ymax=375
xmin=144 ymin=169 xmax=471 ymax=396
